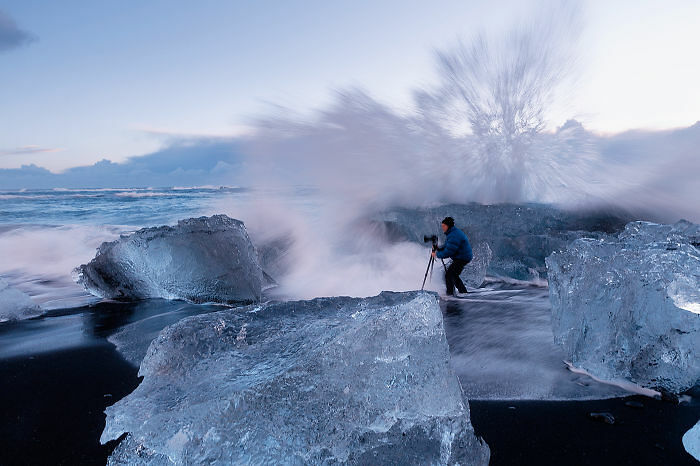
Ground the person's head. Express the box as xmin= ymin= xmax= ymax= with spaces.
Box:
xmin=441 ymin=216 xmax=454 ymax=233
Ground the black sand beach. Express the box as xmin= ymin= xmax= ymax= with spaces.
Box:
xmin=0 ymin=342 xmax=697 ymax=465
xmin=0 ymin=344 xmax=139 ymax=466
xmin=470 ymin=397 xmax=699 ymax=465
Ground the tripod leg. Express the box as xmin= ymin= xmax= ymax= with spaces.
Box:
xmin=421 ymin=255 xmax=434 ymax=290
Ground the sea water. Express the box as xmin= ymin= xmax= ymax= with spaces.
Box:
xmin=0 ymin=187 xmax=628 ymax=400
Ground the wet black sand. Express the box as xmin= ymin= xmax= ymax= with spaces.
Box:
xmin=0 ymin=342 xmax=697 ymax=465
xmin=0 ymin=344 xmax=139 ymax=466
xmin=470 ymin=397 xmax=699 ymax=465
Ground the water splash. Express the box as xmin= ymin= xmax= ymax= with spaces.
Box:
xmin=242 ymin=3 xmax=597 ymax=209
xmin=219 ymin=4 xmax=615 ymax=300
xmin=423 ymin=4 xmax=588 ymax=203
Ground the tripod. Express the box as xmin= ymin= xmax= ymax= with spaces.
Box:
xmin=421 ymin=248 xmax=447 ymax=291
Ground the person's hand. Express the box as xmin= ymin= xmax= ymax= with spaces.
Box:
xmin=431 ymin=250 xmax=436 ymax=258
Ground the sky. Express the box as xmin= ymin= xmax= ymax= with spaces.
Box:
xmin=0 ymin=0 xmax=699 ymax=172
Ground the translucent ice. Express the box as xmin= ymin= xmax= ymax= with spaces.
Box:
xmin=74 ymin=215 xmax=263 ymax=304
xmin=546 ymin=220 xmax=700 ymax=393
xmin=101 ymin=291 xmax=490 ymax=465
xmin=683 ymin=419 xmax=700 ymax=462
xmin=460 ymin=242 xmax=492 ymax=289
xmin=106 ymin=300 xmax=224 ymax=366
xmin=0 ymin=277 xmax=41 ymax=322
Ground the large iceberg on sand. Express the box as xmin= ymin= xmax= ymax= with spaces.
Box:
xmin=460 ymin=242 xmax=492 ymax=289
xmin=684 ymin=420 xmax=700 ymax=462
xmin=0 ymin=277 xmax=41 ymax=322
xmin=74 ymin=215 xmax=263 ymax=304
xmin=101 ymin=291 xmax=490 ymax=465
xmin=546 ymin=220 xmax=700 ymax=393
xmin=375 ymin=203 xmax=632 ymax=281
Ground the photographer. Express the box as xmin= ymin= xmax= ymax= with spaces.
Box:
xmin=431 ymin=217 xmax=473 ymax=296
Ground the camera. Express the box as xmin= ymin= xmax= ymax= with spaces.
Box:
xmin=423 ymin=234 xmax=438 ymax=250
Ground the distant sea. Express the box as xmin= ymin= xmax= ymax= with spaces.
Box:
xmin=0 ymin=186 xmax=315 ymax=309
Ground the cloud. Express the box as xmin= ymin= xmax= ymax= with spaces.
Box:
xmin=0 ymin=138 xmax=244 ymax=189
xmin=0 ymin=146 xmax=62 ymax=157
xmin=132 ymin=125 xmax=255 ymax=142
xmin=0 ymin=10 xmax=35 ymax=52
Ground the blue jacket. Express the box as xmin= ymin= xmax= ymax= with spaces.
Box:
xmin=436 ymin=226 xmax=473 ymax=261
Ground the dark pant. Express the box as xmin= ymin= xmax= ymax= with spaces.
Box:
xmin=445 ymin=258 xmax=469 ymax=295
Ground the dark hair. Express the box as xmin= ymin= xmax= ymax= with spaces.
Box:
xmin=441 ymin=217 xmax=454 ymax=228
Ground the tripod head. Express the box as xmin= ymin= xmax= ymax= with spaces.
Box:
xmin=423 ymin=234 xmax=438 ymax=251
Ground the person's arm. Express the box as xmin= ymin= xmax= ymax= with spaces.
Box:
xmin=436 ymin=237 xmax=457 ymax=259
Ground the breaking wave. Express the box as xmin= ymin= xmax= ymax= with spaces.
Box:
xmin=240 ymin=3 xmax=603 ymax=211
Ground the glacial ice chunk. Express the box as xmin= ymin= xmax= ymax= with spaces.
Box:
xmin=376 ymin=203 xmax=631 ymax=281
xmin=460 ymin=242 xmax=492 ymax=289
xmin=0 ymin=277 xmax=41 ymax=322
xmin=255 ymin=233 xmax=294 ymax=284
xmin=546 ymin=220 xmax=700 ymax=393
xmin=683 ymin=420 xmax=700 ymax=462
xmin=101 ymin=291 xmax=490 ymax=465
xmin=74 ymin=215 xmax=263 ymax=304
xmin=106 ymin=300 xmax=225 ymax=366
